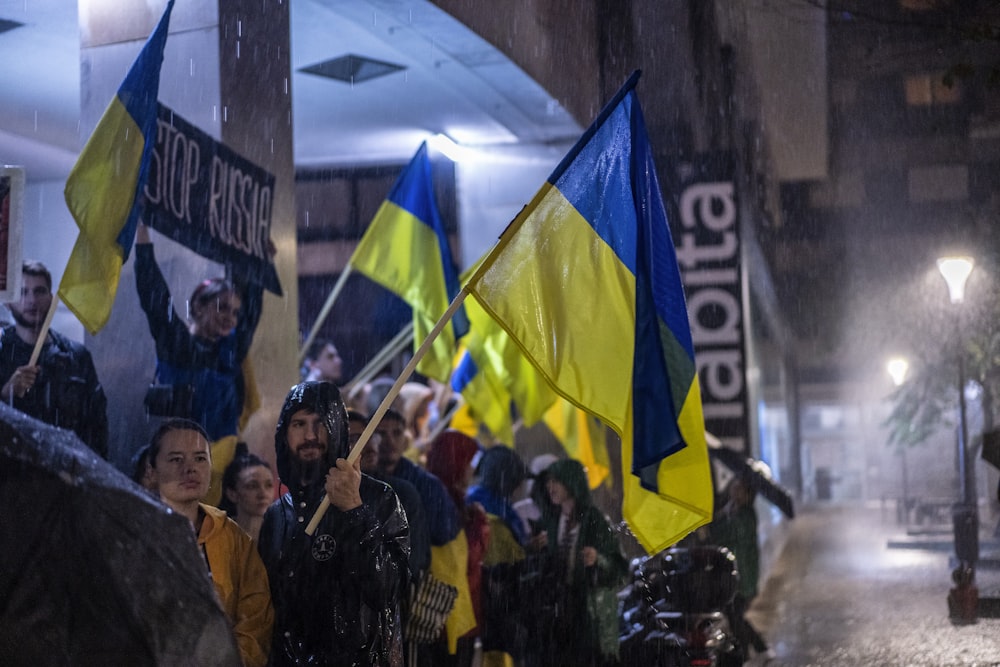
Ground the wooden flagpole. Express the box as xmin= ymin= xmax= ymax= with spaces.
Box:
xmin=341 ymin=321 xmax=414 ymax=393
xmin=28 ymin=294 xmax=60 ymax=367
xmin=305 ymin=287 xmax=471 ymax=535
xmin=297 ymin=265 xmax=354 ymax=367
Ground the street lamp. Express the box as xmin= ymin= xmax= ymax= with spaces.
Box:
xmin=887 ymin=356 xmax=909 ymax=387
xmin=937 ymin=255 xmax=978 ymax=623
xmin=887 ymin=356 xmax=910 ymax=523
xmin=937 ymin=256 xmax=975 ymax=508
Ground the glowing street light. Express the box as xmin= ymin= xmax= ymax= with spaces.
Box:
xmin=937 ymin=254 xmax=975 ymax=511
xmin=887 ymin=356 xmax=909 ymax=387
xmin=937 ymin=256 xmax=974 ymax=304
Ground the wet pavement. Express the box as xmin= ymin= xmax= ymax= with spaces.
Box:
xmin=746 ymin=503 xmax=1000 ymax=666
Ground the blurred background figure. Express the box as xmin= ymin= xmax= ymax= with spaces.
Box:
xmin=514 ymin=453 xmax=560 ymax=537
xmin=467 ymin=445 xmax=530 ymax=667
xmin=349 ymin=409 xmax=430 ymax=581
xmin=706 ymin=474 xmax=772 ymax=664
xmin=302 ymin=338 xmax=343 ymax=384
xmin=219 ymin=451 xmax=276 ymax=542
xmin=130 ymin=444 xmax=156 ymax=493
xmin=533 ymin=459 xmax=627 ymax=667
xmin=397 ymin=381 xmax=438 ymax=458
xmin=425 ymin=430 xmax=489 ymax=667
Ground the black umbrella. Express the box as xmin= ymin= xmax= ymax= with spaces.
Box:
xmin=708 ymin=445 xmax=795 ymax=519
xmin=0 ymin=403 xmax=241 ymax=666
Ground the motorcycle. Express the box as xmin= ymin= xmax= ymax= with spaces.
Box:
xmin=619 ymin=546 xmax=744 ymax=667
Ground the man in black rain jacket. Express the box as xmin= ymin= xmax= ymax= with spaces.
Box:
xmin=257 ymin=381 xmax=409 ymax=666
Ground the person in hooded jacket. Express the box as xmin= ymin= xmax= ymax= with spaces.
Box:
xmin=466 ymin=445 xmax=530 ymax=666
xmin=256 ymin=381 xmax=410 ymax=667
xmin=534 ymin=459 xmax=627 ymax=667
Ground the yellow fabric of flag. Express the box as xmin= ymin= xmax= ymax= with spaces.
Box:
xmin=430 ymin=531 xmax=476 ymax=654
xmin=60 ymin=0 xmax=174 ymax=334
xmin=464 ymin=76 xmax=712 ymax=553
xmin=543 ymin=398 xmax=610 ymax=490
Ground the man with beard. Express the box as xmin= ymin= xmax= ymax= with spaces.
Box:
xmin=257 ymin=381 xmax=409 ymax=667
xmin=0 ymin=260 xmax=108 ymax=457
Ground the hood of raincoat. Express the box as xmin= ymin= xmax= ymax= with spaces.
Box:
xmin=274 ymin=381 xmax=348 ymax=490
xmin=475 ymin=445 xmax=529 ymax=499
xmin=546 ymin=459 xmax=593 ymax=511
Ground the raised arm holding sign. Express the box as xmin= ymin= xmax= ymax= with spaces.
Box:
xmin=134 ymin=223 xmax=266 ymax=505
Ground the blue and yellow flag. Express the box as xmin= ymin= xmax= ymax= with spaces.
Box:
xmin=450 ymin=348 xmax=515 ymax=444
xmin=350 ymin=142 xmax=469 ymax=383
xmin=543 ymin=398 xmax=610 ymax=490
xmin=60 ymin=0 xmax=174 ymax=334
xmin=465 ymin=72 xmax=712 ymax=553
xmin=449 ymin=261 xmax=557 ymax=443
xmin=462 ymin=291 xmax=556 ymax=425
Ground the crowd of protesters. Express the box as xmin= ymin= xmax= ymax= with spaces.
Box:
xmin=2 ymin=254 xmax=775 ymax=667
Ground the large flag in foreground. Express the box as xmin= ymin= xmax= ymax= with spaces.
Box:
xmin=350 ymin=142 xmax=469 ymax=383
xmin=60 ymin=0 xmax=174 ymax=334
xmin=465 ymin=72 xmax=712 ymax=552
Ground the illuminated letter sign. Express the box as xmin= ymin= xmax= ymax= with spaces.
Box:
xmin=670 ymin=154 xmax=748 ymax=452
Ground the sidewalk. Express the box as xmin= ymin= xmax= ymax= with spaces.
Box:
xmin=746 ymin=503 xmax=1000 ymax=666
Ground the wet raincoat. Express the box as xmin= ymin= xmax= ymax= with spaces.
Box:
xmin=198 ymin=503 xmax=274 ymax=667
xmin=0 ymin=326 xmax=108 ymax=458
xmin=257 ymin=382 xmax=409 ymax=667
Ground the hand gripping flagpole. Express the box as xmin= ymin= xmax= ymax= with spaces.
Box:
xmin=305 ymin=286 xmax=471 ymax=535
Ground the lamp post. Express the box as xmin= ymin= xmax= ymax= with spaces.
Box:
xmin=887 ymin=356 xmax=910 ymax=523
xmin=938 ymin=255 xmax=978 ymax=623
xmin=938 ymin=257 xmax=975 ymax=507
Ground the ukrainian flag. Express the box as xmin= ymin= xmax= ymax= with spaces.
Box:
xmin=60 ymin=0 xmax=174 ymax=335
xmin=543 ymin=398 xmax=610 ymax=490
xmin=465 ymin=72 xmax=712 ymax=553
xmin=449 ymin=285 xmax=560 ymax=444
xmin=461 ymin=290 xmax=556 ymax=426
xmin=450 ymin=348 xmax=514 ymax=445
xmin=350 ymin=142 xmax=469 ymax=383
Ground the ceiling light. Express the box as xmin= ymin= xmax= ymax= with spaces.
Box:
xmin=428 ymin=134 xmax=473 ymax=163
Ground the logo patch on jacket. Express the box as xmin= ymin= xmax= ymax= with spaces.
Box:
xmin=312 ymin=534 xmax=336 ymax=561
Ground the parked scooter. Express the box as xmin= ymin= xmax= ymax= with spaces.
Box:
xmin=619 ymin=546 xmax=744 ymax=667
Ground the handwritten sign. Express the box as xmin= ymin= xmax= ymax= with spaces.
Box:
xmin=141 ymin=104 xmax=282 ymax=295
